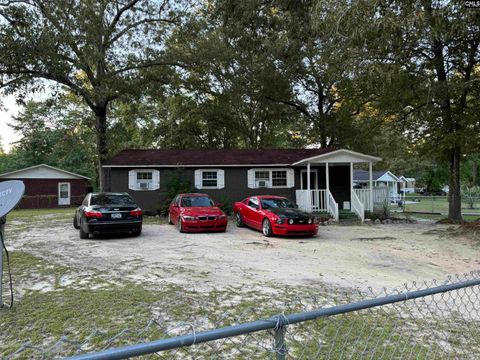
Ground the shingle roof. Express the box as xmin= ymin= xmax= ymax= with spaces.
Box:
xmin=104 ymin=148 xmax=336 ymax=166
xmin=353 ymin=169 xmax=392 ymax=181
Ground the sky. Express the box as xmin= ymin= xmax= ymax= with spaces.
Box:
xmin=0 ymin=94 xmax=21 ymax=152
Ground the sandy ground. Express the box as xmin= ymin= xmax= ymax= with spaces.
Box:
xmin=5 ymin=217 xmax=480 ymax=294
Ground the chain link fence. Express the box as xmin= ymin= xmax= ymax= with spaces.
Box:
xmin=390 ymin=195 xmax=480 ymax=216
xmin=3 ymin=272 xmax=480 ymax=359
xmin=16 ymin=195 xmax=84 ymax=209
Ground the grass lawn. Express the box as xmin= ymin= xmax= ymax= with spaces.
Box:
xmin=1 ymin=208 xmax=478 ymax=358
xmin=390 ymin=196 xmax=480 ymax=216
xmin=7 ymin=208 xmax=75 ymax=221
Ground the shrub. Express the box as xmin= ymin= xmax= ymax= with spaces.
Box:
xmin=461 ymin=185 xmax=480 ymax=209
xmin=217 ymin=196 xmax=233 ymax=215
xmin=157 ymin=169 xmax=193 ymax=216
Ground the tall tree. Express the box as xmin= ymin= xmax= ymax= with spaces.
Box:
xmin=0 ymin=0 xmax=187 ymax=190
xmin=163 ymin=0 xmax=303 ymax=149
xmin=359 ymin=0 xmax=480 ymax=222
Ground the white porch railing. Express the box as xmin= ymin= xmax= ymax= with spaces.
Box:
xmin=354 ymin=189 xmax=372 ymax=212
xmin=351 ymin=190 xmax=365 ymax=222
xmin=295 ymin=189 xmax=327 ymax=212
xmin=295 ymin=189 xmax=338 ymax=221
xmin=326 ymin=190 xmax=339 ymax=222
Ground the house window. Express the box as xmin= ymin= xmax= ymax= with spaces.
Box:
xmin=272 ymin=171 xmax=287 ymax=187
xmin=128 ymin=169 xmax=160 ymax=191
xmin=248 ymin=168 xmax=293 ymax=189
xmin=202 ymin=171 xmax=218 ymax=188
xmin=136 ymin=171 xmax=153 ymax=189
xmin=194 ymin=169 xmax=225 ymax=189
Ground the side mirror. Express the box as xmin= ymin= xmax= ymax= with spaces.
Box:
xmin=171 ymin=203 xmax=178 ymax=208
xmin=216 ymin=202 xmax=224 ymax=207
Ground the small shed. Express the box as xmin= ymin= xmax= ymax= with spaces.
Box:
xmin=0 ymin=164 xmax=91 ymax=208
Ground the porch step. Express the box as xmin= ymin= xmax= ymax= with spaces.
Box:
xmin=338 ymin=210 xmax=360 ymax=221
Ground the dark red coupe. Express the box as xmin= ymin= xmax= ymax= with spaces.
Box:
xmin=168 ymin=193 xmax=228 ymax=233
xmin=233 ymin=195 xmax=318 ymax=237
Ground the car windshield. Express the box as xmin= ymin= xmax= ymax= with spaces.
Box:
xmin=90 ymin=194 xmax=136 ymax=206
xmin=261 ymin=198 xmax=294 ymax=209
xmin=181 ymin=196 xmax=214 ymax=207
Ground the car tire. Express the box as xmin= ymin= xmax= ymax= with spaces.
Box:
xmin=235 ymin=212 xmax=244 ymax=227
xmin=262 ymin=218 xmax=273 ymax=237
xmin=79 ymin=221 xmax=89 ymax=239
xmin=168 ymin=213 xmax=173 ymax=225
xmin=177 ymin=218 xmax=184 ymax=233
xmin=73 ymin=215 xmax=80 ymax=229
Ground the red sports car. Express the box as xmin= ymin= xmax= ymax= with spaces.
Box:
xmin=168 ymin=193 xmax=228 ymax=233
xmin=233 ymin=195 xmax=318 ymax=237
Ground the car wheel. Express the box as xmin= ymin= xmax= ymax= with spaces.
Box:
xmin=235 ymin=212 xmax=244 ymax=227
xmin=73 ymin=215 xmax=79 ymax=229
xmin=262 ymin=218 xmax=273 ymax=237
xmin=177 ymin=218 xmax=184 ymax=233
xmin=79 ymin=220 xmax=89 ymax=239
xmin=168 ymin=213 xmax=173 ymax=225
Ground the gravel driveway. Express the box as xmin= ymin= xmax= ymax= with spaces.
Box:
xmin=7 ymin=216 xmax=480 ymax=294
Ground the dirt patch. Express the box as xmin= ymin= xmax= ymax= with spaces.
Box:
xmin=4 ymin=216 xmax=480 ymax=296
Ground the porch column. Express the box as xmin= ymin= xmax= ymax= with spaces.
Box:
xmin=369 ymin=161 xmax=373 ymax=211
xmin=350 ymin=162 xmax=353 ymax=211
xmin=307 ymin=162 xmax=311 ymax=212
xmin=325 ymin=162 xmax=330 ymax=193
xmin=350 ymin=162 xmax=353 ymax=190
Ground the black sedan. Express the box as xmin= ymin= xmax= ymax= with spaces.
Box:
xmin=73 ymin=192 xmax=142 ymax=239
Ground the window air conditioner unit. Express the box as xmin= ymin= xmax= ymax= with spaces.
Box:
xmin=256 ymin=180 xmax=269 ymax=188
xmin=139 ymin=182 xmax=150 ymax=189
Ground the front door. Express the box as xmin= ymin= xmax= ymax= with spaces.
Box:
xmin=58 ymin=182 xmax=70 ymax=206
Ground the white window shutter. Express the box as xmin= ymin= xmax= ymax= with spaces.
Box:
xmin=287 ymin=169 xmax=295 ymax=188
xmin=194 ymin=170 xmax=202 ymax=189
xmin=247 ymin=169 xmax=255 ymax=189
xmin=128 ymin=170 xmax=136 ymax=190
xmin=152 ymin=170 xmax=160 ymax=190
xmin=217 ymin=169 xmax=225 ymax=189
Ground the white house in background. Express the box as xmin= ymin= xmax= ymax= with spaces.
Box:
xmin=398 ymin=176 xmax=416 ymax=194
xmin=353 ymin=169 xmax=400 ymax=203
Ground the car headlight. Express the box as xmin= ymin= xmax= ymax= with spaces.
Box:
xmin=218 ymin=215 xmax=227 ymax=220
xmin=182 ymin=216 xmax=196 ymax=221
xmin=308 ymin=218 xmax=313 ymax=224
xmin=275 ymin=217 xmax=284 ymax=224
xmin=288 ymin=219 xmax=294 ymax=225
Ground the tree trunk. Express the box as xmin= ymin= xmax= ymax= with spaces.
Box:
xmin=95 ymin=106 xmax=108 ymax=192
xmin=448 ymin=146 xmax=463 ymax=223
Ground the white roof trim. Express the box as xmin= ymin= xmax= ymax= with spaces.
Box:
xmin=0 ymin=164 xmax=91 ymax=180
xmin=291 ymin=149 xmax=381 ymax=165
xmin=377 ymin=171 xmax=399 ymax=182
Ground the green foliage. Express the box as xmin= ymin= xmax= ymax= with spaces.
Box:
xmin=157 ymin=169 xmax=194 ymax=215
xmin=461 ymin=186 xmax=480 ymax=210
xmin=217 ymin=196 xmax=233 ymax=216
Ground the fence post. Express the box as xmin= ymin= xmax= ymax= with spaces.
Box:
xmin=274 ymin=316 xmax=287 ymax=360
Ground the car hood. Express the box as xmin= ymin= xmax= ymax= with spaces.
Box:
xmin=267 ymin=208 xmax=311 ymax=219
xmin=181 ymin=207 xmax=225 ymax=216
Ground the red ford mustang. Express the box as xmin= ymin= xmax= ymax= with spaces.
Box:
xmin=168 ymin=193 xmax=228 ymax=233
xmin=233 ymin=195 xmax=318 ymax=237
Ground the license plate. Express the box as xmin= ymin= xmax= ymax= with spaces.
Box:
xmin=111 ymin=213 xmax=122 ymax=219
